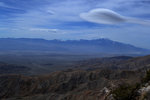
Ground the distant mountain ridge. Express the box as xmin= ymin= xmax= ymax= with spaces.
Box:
xmin=0 ymin=38 xmax=149 ymax=55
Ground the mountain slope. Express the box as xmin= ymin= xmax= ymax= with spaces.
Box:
xmin=0 ymin=38 xmax=149 ymax=54
xmin=0 ymin=55 xmax=150 ymax=100
xmin=75 ymin=55 xmax=150 ymax=70
xmin=0 ymin=69 xmax=144 ymax=100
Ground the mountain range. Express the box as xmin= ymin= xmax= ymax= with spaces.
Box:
xmin=0 ymin=38 xmax=149 ymax=55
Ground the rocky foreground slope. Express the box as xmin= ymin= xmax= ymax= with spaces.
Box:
xmin=0 ymin=55 xmax=150 ymax=100
xmin=0 ymin=69 xmax=144 ymax=100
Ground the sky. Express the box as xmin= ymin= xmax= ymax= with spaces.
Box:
xmin=0 ymin=0 xmax=150 ymax=49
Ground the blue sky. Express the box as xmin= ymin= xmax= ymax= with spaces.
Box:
xmin=0 ymin=0 xmax=150 ymax=49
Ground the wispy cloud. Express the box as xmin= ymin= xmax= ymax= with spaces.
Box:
xmin=0 ymin=2 xmax=11 ymax=8
xmin=0 ymin=2 xmax=18 ymax=9
xmin=29 ymin=28 xmax=59 ymax=33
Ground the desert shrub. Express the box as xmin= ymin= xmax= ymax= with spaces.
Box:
xmin=142 ymin=70 xmax=150 ymax=83
xmin=112 ymin=70 xmax=150 ymax=100
xmin=112 ymin=83 xmax=139 ymax=100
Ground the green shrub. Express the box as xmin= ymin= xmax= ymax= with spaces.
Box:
xmin=142 ymin=70 xmax=150 ymax=83
xmin=112 ymin=84 xmax=139 ymax=100
xmin=112 ymin=70 xmax=150 ymax=100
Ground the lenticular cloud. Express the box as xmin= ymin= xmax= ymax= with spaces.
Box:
xmin=80 ymin=8 xmax=150 ymax=25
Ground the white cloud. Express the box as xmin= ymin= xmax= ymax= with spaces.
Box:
xmin=29 ymin=28 xmax=58 ymax=33
xmin=80 ymin=8 xmax=150 ymax=25
xmin=80 ymin=8 xmax=126 ymax=24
